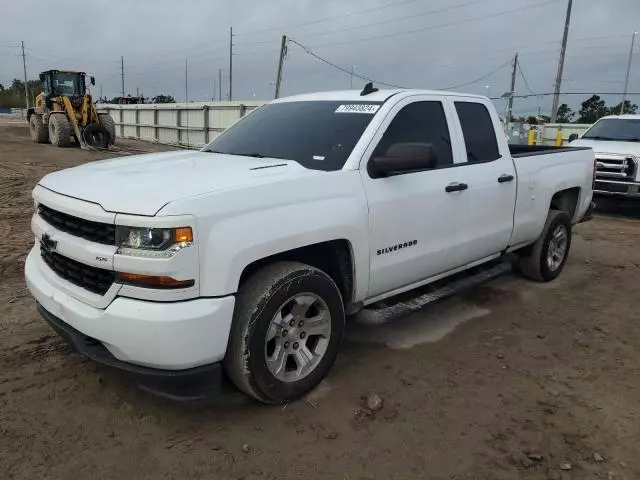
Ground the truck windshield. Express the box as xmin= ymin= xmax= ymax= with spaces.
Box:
xmin=203 ymin=101 xmax=382 ymax=171
xmin=582 ymin=118 xmax=640 ymax=142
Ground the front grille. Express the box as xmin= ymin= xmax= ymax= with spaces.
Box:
xmin=38 ymin=204 xmax=115 ymax=245
xmin=595 ymin=157 xmax=636 ymax=180
xmin=41 ymin=246 xmax=115 ymax=295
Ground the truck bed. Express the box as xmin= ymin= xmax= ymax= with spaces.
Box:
xmin=509 ymin=144 xmax=592 ymax=158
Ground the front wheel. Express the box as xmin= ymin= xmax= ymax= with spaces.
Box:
xmin=224 ymin=262 xmax=345 ymax=404
xmin=517 ymin=210 xmax=572 ymax=282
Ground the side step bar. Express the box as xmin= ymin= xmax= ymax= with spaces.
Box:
xmin=356 ymin=260 xmax=512 ymax=325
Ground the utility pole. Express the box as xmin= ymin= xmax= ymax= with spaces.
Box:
xmin=350 ymin=66 xmax=356 ymax=89
xmin=218 ymin=69 xmax=223 ymax=102
xmin=136 ymin=87 xmax=139 ymax=100
xmin=506 ymin=53 xmax=518 ymax=125
xmin=274 ymin=35 xmax=288 ymax=98
xmin=120 ymin=56 xmax=125 ymax=98
xmin=185 ymin=58 xmax=189 ymax=103
xmin=99 ymin=85 xmax=103 ymax=101
xmin=620 ymin=31 xmax=638 ymax=115
xmin=550 ymin=0 xmax=573 ymax=123
xmin=21 ymin=41 xmax=29 ymax=109
xmin=229 ymin=27 xmax=233 ymax=101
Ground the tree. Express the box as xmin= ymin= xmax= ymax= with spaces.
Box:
xmin=555 ymin=103 xmax=575 ymax=123
xmin=607 ymin=100 xmax=638 ymax=115
xmin=525 ymin=115 xmax=539 ymax=125
xmin=152 ymin=94 xmax=175 ymax=103
xmin=577 ymin=95 xmax=608 ymax=123
xmin=0 ymin=84 xmax=4 ymax=91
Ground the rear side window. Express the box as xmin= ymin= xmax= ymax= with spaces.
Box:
xmin=455 ymin=102 xmax=500 ymax=163
xmin=373 ymin=101 xmax=453 ymax=167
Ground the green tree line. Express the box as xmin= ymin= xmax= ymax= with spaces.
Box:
xmin=556 ymin=96 xmax=638 ymax=124
xmin=0 ymin=79 xmax=42 ymax=109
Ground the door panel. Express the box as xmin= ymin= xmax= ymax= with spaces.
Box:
xmin=447 ymin=98 xmax=517 ymax=262
xmin=364 ymin=168 xmax=470 ymax=297
xmin=361 ymin=96 xmax=471 ymax=298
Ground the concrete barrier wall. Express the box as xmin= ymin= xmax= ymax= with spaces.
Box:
xmin=100 ymin=101 xmax=266 ymax=148
xmin=540 ymin=123 xmax=592 ymax=145
xmin=100 ymin=103 xmax=593 ymax=149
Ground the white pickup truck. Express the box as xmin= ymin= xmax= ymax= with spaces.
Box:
xmin=569 ymin=114 xmax=640 ymax=198
xmin=26 ymin=87 xmax=595 ymax=403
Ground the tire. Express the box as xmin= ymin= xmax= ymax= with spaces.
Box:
xmin=517 ymin=210 xmax=572 ymax=282
xmin=82 ymin=123 xmax=110 ymax=149
xmin=98 ymin=113 xmax=116 ymax=145
xmin=224 ymin=261 xmax=345 ymax=404
xmin=29 ymin=114 xmax=49 ymax=143
xmin=48 ymin=114 xmax=71 ymax=148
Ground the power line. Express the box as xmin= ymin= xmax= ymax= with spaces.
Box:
xmin=236 ymin=0 xmax=490 ymax=46
xmin=517 ymin=60 xmax=535 ymax=95
xmin=235 ymin=0 xmax=431 ymax=37
xmin=441 ymin=58 xmax=513 ymax=90
xmin=288 ymin=39 xmax=407 ymax=88
xmin=491 ymin=91 xmax=640 ymax=100
xmin=306 ymin=0 xmax=561 ymax=49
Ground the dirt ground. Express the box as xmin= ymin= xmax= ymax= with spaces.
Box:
xmin=1 ymin=118 xmax=639 ymax=480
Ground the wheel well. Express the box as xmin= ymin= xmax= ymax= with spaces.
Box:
xmin=239 ymin=240 xmax=354 ymax=304
xmin=26 ymin=108 xmax=35 ymax=121
xmin=550 ymin=187 xmax=580 ymax=220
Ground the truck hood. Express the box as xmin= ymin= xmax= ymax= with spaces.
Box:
xmin=39 ymin=151 xmax=310 ymax=216
xmin=570 ymin=139 xmax=640 ymax=157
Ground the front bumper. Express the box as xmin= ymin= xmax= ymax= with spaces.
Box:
xmin=25 ymin=248 xmax=236 ymax=397
xmin=37 ymin=305 xmax=222 ymax=400
xmin=594 ymin=179 xmax=640 ymax=198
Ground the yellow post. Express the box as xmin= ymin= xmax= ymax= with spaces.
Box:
xmin=555 ymin=128 xmax=563 ymax=146
xmin=528 ymin=129 xmax=536 ymax=145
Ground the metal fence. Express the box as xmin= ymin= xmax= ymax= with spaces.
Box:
xmin=100 ymin=101 xmax=266 ymax=148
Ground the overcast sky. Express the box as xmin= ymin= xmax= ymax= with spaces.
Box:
xmin=2 ymin=0 xmax=639 ymax=116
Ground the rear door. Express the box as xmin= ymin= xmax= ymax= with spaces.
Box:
xmin=447 ymin=98 xmax=517 ymax=262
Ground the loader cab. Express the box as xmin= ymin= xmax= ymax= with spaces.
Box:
xmin=39 ymin=70 xmax=88 ymax=97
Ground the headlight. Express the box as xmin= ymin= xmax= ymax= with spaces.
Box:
xmin=116 ymin=226 xmax=193 ymax=258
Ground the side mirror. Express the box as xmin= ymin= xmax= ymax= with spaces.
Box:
xmin=90 ymin=76 xmax=96 ymax=86
xmin=568 ymin=133 xmax=578 ymax=143
xmin=369 ymin=143 xmax=438 ymax=178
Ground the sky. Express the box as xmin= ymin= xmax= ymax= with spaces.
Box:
xmin=1 ymin=0 xmax=639 ymax=117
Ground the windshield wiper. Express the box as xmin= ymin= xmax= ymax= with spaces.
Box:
xmin=207 ymin=150 xmax=265 ymax=157
xmin=582 ymin=136 xmax=617 ymax=141
xmin=207 ymin=150 xmax=287 ymax=160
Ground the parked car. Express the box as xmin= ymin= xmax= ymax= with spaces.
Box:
xmin=570 ymin=114 xmax=640 ymax=198
xmin=25 ymin=87 xmax=595 ymax=403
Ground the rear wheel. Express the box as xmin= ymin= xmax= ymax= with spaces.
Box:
xmin=224 ymin=262 xmax=345 ymax=404
xmin=48 ymin=114 xmax=71 ymax=148
xmin=517 ymin=210 xmax=572 ymax=282
xmin=29 ymin=114 xmax=49 ymax=143
xmin=98 ymin=113 xmax=116 ymax=145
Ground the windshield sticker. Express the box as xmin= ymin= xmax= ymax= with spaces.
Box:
xmin=312 ymin=155 xmax=325 ymax=161
xmin=335 ymin=104 xmax=380 ymax=114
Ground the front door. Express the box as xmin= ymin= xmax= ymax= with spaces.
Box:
xmin=361 ymin=96 xmax=472 ymax=299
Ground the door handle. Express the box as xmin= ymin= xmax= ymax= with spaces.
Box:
xmin=445 ymin=182 xmax=468 ymax=193
xmin=498 ymin=174 xmax=515 ymax=183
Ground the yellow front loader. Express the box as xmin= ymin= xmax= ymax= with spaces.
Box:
xmin=27 ymin=70 xmax=115 ymax=149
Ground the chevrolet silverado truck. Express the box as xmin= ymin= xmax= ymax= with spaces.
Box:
xmin=25 ymin=87 xmax=595 ymax=403
xmin=570 ymin=114 xmax=640 ymax=198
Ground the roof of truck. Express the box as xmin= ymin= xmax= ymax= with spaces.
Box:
xmin=274 ymin=89 xmax=486 ymax=103
xmin=599 ymin=114 xmax=640 ymax=120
